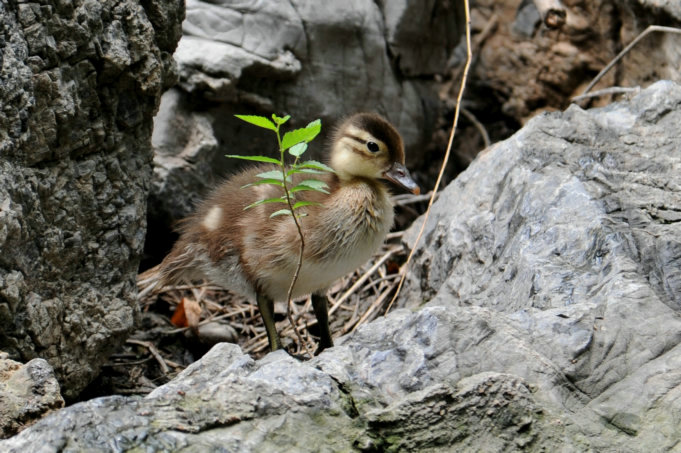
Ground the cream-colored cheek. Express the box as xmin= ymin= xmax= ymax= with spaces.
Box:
xmin=332 ymin=147 xmax=382 ymax=179
xmin=331 ymin=147 xmax=353 ymax=179
xmin=202 ymin=206 xmax=223 ymax=231
xmin=354 ymin=159 xmax=383 ymax=178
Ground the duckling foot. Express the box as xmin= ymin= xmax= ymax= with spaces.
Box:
xmin=314 ymin=342 xmax=332 ymax=356
xmin=312 ymin=294 xmax=334 ymax=355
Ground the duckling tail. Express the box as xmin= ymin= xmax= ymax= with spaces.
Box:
xmin=137 ymin=242 xmax=201 ymax=300
xmin=137 ymin=263 xmax=163 ymax=299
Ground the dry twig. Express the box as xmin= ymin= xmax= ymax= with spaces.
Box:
xmin=461 ymin=107 xmax=491 ymax=149
xmin=386 ymin=0 xmax=473 ymax=313
xmin=126 ymin=339 xmax=170 ymax=375
xmin=571 ymin=86 xmax=640 ymax=103
xmin=579 ymin=25 xmax=681 ymax=98
xmin=328 ymin=247 xmax=402 ymax=316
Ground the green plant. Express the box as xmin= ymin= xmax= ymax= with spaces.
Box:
xmin=227 ymin=114 xmax=333 ymax=218
xmin=227 ymin=113 xmax=334 ymax=355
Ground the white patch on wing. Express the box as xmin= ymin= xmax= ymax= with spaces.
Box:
xmin=202 ymin=206 xmax=223 ymax=231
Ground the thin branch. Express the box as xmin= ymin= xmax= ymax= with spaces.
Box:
xmin=580 ymin=25 xmax=681 ymax=97
xmin=392 ymin=191 xmax=438 ymax=207
xmin=385 ymin=231 xmax=404 ymax=241
xmin=571 ymin=86 xmax=640 ymax=103
xmin=328 ymin=247 xmax=401 ymax=316
xmin=275 ymin=124 xmax=313 ymax=359
xmin=386 ymin=0 xmax=473 ymax=313
xmin=281 ymin=160 xmax=312 ymax=358
xmin=126 ymin=339 xmax=170 ymax=375
xmin=103 ymin=357 xmax=153 ymax=367
xmin=352 ymin=280 xmax=399 ymax=331
xmin=461 ymin=107 xmax=491 ymax=149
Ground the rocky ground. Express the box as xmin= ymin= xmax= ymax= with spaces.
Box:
xmin=3 ymin=80 xmax=681 ymax=452
xmin=2 ymin=0 xmax=681 ymax=450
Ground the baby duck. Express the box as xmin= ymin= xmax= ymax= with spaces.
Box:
xmin=140 ymin=113 xmax=419 ymax=354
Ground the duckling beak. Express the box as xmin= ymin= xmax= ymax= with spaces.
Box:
xmin=384 ymin=162 xmax=420 ymax=195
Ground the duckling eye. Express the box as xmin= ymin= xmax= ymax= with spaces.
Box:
xmin=366 ymin=141 xmax=380 ymax=153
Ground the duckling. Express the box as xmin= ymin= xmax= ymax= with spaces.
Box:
xmin=139 ymin=113 xmax=419 ymax=354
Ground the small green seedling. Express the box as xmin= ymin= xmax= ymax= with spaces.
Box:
xmin=227 ymin=114 xmax=334 ymax=218
xmin=227 ymin=113 xmax=334 ymax=356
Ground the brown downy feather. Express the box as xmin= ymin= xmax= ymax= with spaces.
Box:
xmin=137 ymin=113 xmax=417 ymax=307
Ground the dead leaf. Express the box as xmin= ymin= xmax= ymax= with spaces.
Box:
xmin=170 ymin=299 xmax=188 ymax=327
xmin=184 ymin=298 xmax=202 ymax=330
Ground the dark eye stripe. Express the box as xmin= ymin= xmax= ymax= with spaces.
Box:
xmin=345 ymin=142 xmax=372 ymax=159
xmin=343 ymin=133 xmax=366 ymax=145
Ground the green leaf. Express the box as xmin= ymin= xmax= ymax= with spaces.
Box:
xmin=288 ymin=168 xmax=325 ymax=176
xmin=226 ymin=154 xmax=281 ymax=164
xmin=242 ymin=179 xmax=285 ymax=188
xmin=281 ymin=119 xmax=322 ymax=150
xmin=270 ymin=209 xmax=293 ymax=218
xmin=271 ymin=114 xmax=291 ymax=126
xmin=244 ymin=197 xmax=287 ymax=210
xmin=256 ymin=170 xmax=288 ymax=182
xmin=290 ymin=179 xmax=329 ymax=194
xmin=296 ymin=160 xmax=335 ymax=173
xmin=288 ymin=142 xmax=308 ymax=158
xmin=292 ymin=200 xmax=321 ymax=210
xmin=235 ymin=115 xmax=277 ymax=131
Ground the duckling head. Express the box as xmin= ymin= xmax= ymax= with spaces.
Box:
xmin=330 ymin=113 xmax=420 ymax=194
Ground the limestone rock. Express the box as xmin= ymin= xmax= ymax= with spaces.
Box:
xmin=0 ymin=354 xmax=63 ymax=439
xmin=0 ymin=0 xmax=184 ymax=399
xmin=0 ymin=320 xmax=571 ymax=452
xmin=400 ymin=80 xmax=681 ymax=448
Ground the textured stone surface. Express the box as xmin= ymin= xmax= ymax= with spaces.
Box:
xmin=400 ymin=80 xmax=681 ymax=448
xmin=148 ymin=0 xmax=463 ymax=226
xmin=0 ymin=0 xmax=184 ymax=399
xmin=3 ymin=80 xmax=680 ymax=452
xmin=380 ymin=0 xmax=464 ymax=77
xmin=0 ymin=353 xmax=63 ymax=439
xmin=0 ymin=318 xmax=569 ymax=452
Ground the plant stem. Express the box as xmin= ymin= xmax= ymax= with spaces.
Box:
xmin=275 ymin=127 xmax=312 ymax=357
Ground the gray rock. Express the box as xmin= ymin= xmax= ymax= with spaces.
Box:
xmin=150 ymin=0 xmax=462 ymax=223
xmin=0 ymin=354 xmax=63 ymax=439
xmin=379 ymin=0 xmax=465 ymax=77
xmin=400 ymin=80 xmax=681 ymax=448
xmin=0 ymin=0 xmax=184 ymax=399
xmin=0 ymin=317 xmax=574 ymax=452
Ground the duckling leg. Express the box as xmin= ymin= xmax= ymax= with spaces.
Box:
xmin=257 ymin=293 xmax=282 ymax=351
xmin=311 ymin=293 xmax=334 ymax=354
